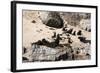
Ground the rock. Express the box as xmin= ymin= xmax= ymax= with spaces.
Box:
xmin=30 ymin=45 xmax=58 ymax=61
xmin=79 ymin=19 xmax=91 ymax=32
xmin=39 ymin=12 xmax=64 ymax=28
xmin=55 ymin=52 xmax=69 ymax=61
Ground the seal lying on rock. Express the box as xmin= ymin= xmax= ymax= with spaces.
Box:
xmin=78 ymin=37 xmax=91 ymax=44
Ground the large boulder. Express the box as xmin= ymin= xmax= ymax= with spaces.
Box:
xmin=39 ymin=12 xmax=64 ymax=28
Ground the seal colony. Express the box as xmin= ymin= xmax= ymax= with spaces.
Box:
xmin=22 ymin=10 xmax=91 ymax=62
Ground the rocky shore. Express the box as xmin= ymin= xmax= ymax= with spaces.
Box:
xmin=22 ymin=11 xmax=91 ymax=62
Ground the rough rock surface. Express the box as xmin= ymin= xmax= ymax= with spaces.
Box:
xmin=23 ymin=43 xmax=90 ymax=62
xmin=39 ymin=12 xmax=64 ymax=28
